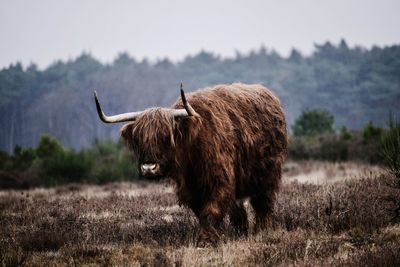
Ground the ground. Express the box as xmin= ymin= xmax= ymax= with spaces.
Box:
xmin=1 ymin=161 xmax=400 ymax=266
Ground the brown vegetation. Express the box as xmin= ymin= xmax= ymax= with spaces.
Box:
xmin=1 ymin=161 xmax=399 ymax=266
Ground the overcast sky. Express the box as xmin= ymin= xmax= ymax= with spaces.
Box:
xmin=0 ymin=0 xmax=399 ymax=69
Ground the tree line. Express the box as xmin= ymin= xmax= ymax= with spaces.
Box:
xmin=0 ymin=39 xmax=399 ymax=152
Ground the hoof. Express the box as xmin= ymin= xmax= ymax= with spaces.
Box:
xmin=234 ymin=227 xmax=249 ymax=237
xmin=196 ymin=231 xmax=219 ymax=247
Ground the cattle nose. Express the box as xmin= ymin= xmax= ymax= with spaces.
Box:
xmin=140 ymin=163 xmax=160 ymax=176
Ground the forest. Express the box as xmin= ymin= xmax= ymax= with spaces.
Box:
xmin=0 ymin=39 xmax=399 ymax=153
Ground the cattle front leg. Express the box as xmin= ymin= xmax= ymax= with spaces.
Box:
xmin=229 ymin=200 xmax=249 ymax=235
xmin=196 ymin=201 xmax=224 ymax=246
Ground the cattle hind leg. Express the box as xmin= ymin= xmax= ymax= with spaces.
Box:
xmin=250 ymin=192 xmax=275 ymax=232
xmin=250 ymin=166 xmax=281 ymax=233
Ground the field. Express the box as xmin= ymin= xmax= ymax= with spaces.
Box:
xmin=1 ymin=161 xmax=400 ymax=266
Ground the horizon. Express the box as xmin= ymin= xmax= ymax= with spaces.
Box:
xmin=1 ymin=0 xmax=399 ymax=69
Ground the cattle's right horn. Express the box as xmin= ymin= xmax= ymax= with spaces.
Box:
xmin=94 ymin=91 xmax=142 ymax=123
xmin=172 ymin=83 xmax=199 ymax=118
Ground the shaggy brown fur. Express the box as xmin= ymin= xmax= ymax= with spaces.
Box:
xmin=120 ymin=83 xmax=287 ymax=245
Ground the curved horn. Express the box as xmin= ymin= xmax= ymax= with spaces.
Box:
xmin=94 ymin=91 xmax=142 ymax=123
xmin=172 ymin=83 xmax=199 ymax=118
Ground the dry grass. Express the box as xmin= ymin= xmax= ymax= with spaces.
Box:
xmin=282 ymin=160 xmax=383 ymax=184
xmin=1 ymin=161 xmax=399 ymax=266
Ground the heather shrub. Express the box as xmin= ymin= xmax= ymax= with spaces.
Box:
xmin=36 ymin=134 xmax=63 ymax=159
xmin=363 ymin=121 xmax=384 ymax=141
xmin=381 ymin=115 xmax=400 ymax=223
xmin=0 ymin=150 xmax=10 ymax=170
xmin=0 ymin=145 xmax=36 ymax=172
xmin=88 ymin=140 xmax=138 ymax=184
xmin=319 ymin=134 xmax=349 ymax=161
xmin=288 ymin=123 xmax=384 ymax=163
xmin=41 ymin=150 xmax=92 ymax=185
xmin=381 ymin=115 xmax=400 ymax=179
xmin=288 ymin=133 xmax=351 ymax=161
xmin=0 ymin=135 xmax=139 ymax=188
xmin=1 ymin=170 xmax=399 ymax=266
xmin=11 ymin=145 xmax=36 ymax=171
xmin=292 ymin=108 xmax=334 ymax=137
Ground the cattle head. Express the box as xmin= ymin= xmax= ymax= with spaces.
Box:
xmin=94 ymin=84 xmax=199 ymax=178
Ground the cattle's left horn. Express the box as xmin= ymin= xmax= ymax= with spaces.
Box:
xmin=172 ymin=83 xmax=199 ymax=118
xmin=94 ymin=91 xmax=142 ymax=123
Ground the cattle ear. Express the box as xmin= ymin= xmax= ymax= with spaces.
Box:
xmin=120 ymin=123 xmax=134 ymax=147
